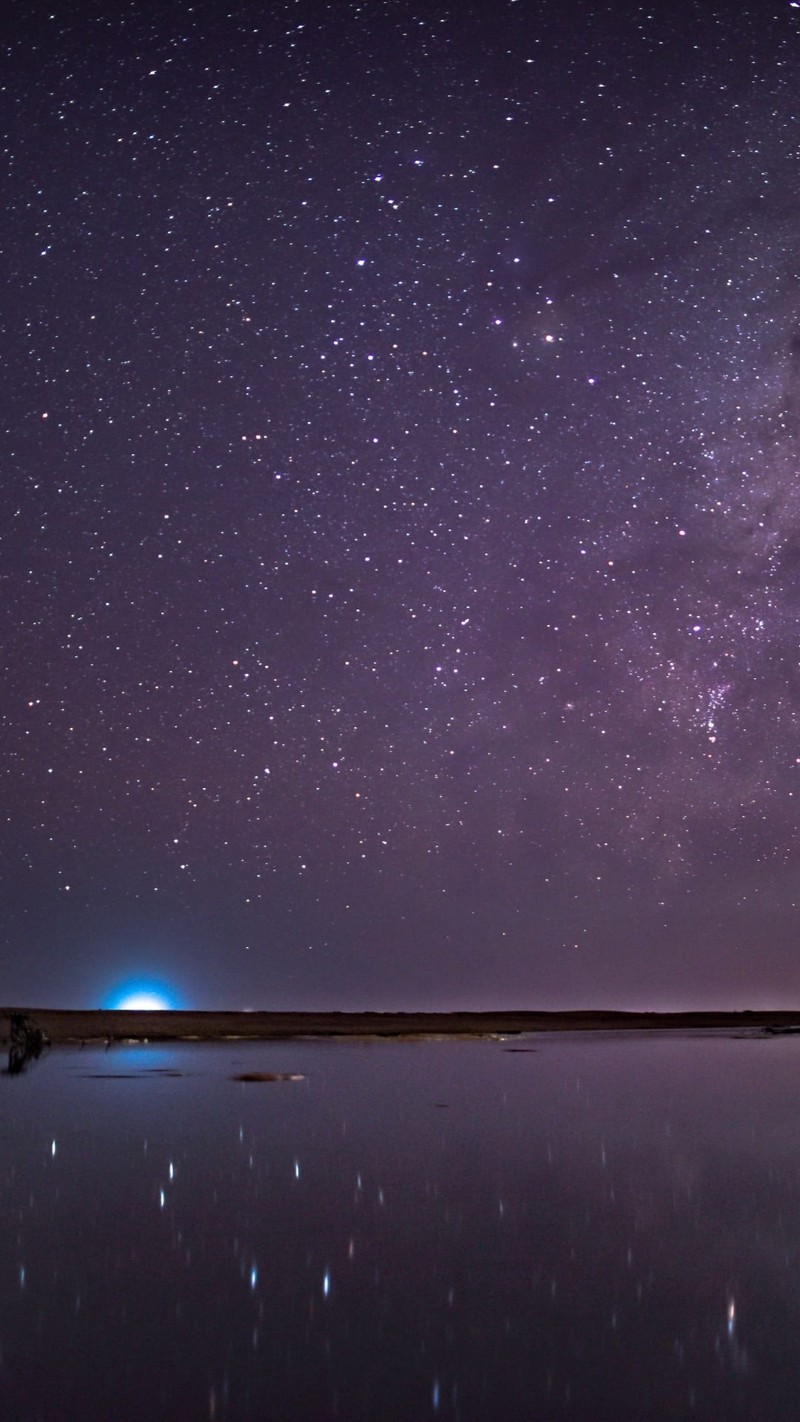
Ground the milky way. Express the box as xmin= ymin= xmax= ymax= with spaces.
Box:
xmin=3 ymin=1 xmax=800 ymax=1008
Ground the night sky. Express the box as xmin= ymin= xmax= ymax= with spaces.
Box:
xmin=3 ymin=0 xmax=800 ymax=1010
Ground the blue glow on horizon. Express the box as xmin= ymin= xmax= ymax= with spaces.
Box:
xmin=105 ymin=981 xmax=179 ymax=1011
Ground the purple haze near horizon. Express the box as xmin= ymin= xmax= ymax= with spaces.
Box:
xmin=3 ymin=1 xmax=800 ymax=1010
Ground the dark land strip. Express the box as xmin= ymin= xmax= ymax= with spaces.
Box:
xmin=3 ymin=1007 xmax=800 ymax=1046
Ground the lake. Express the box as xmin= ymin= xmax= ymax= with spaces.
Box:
xmin=2 ymin=1031 xmax=799 ymax=1419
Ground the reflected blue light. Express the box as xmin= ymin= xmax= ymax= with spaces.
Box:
xmin=104 ymin=981 xmax=179 ymax=1011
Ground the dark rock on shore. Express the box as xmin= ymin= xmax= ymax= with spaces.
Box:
xmin=6 ymin=1013 xmax=50 ymax=1075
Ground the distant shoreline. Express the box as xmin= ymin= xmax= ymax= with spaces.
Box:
xmin=3 ymin=1007 xmax=800 ymax=1045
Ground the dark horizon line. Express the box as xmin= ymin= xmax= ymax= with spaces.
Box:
xmin=4 ymin=1005 xmax=800 ymax=1045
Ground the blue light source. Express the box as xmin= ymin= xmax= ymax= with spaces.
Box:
xmin=105 ymin=982 xmax=178 ymax=1011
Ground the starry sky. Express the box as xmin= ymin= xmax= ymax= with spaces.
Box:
xmin=3 ymin=0 xmax=800 ymax=1010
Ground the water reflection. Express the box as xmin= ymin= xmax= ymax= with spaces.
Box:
xmin=2 ymin=1033 xmax=800 ymax=1419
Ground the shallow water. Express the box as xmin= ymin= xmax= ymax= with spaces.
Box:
xmin=2 ymin=1031 xmax=800 ymax=1420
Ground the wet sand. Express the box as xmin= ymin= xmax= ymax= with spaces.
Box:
xmin=3 ymin=1007 xmax=800 ymax=1045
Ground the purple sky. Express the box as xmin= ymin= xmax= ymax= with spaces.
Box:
xmin=3 ymin=0 xmax=800 ymax=1009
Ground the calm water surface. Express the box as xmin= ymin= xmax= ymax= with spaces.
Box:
xmin=2 ymin=1031 xmax=800 ymax=1420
